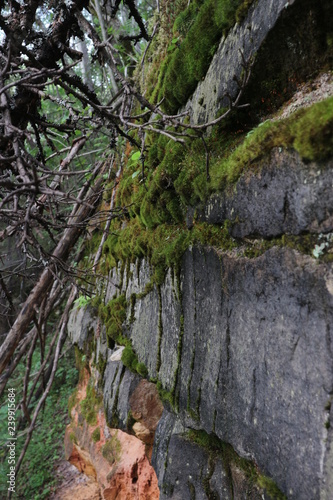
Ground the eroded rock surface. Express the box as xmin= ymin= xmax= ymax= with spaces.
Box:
xmin=196 ymin=151 xmax=333 ymax=237
xmin=65 ymin=368 xmax=160 ymax=499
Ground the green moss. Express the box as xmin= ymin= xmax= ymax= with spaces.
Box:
xmin=69 ymin=431 xmax=78 ymax=444
xmin=68 ymin=388 xmax=78 ymax=417
xmin=137 ymin=362 xmax=149 ymax=377
xmin=121 ymin=345 xmax=137 ymax=369
xmin=156 ymin=286 xmax=163 ymax=372
xmin=257 ymin=476 xmax=287 ymax=500
xmin=92 ymin=427 xmax=101 ymax=442
xmin=80 ymin=384 xmax=103 ymax=426
xmin=209 ymin=96 xmax=333 ymax=189
xmin=96 ymin=353 xmax=107 ymax=382
xmin=102 ymin=433 xmax=121 ymax=464
xmin=235 ymin=0 xmax=254 ymax=22
xmin=149 ymin=0 xmax=253 ymax=113
xmin=187 ymin=429 xmax=286 ymax=498
xmin=98 ymin=294 xmax=127 ymax=345
xmin=121 ymin=345 xmax=148 ymax=377
xmin=156 ymin=380 xmax=175 ymax=408
xmin=74 ymin=346 xmax=90 ymax=381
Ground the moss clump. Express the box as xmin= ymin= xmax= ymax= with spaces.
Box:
xmin=187 ymin=429 xmax=286 ymax=499
xmin=137 ymin=362 xmax=149 ymax=377
xmin=187 ymin=429 xmax=287 ymax=500
xmin=257 ymin=476 xmax=287 ymax=500
xmin=156 ymin=380 xmax=175 ymax=408
xmin=209 ymin=95 xmax=333 ymax=189
xmin=121 ymin=345 xmax=149 ymax=378
xmin=121 ymin=345 xmax=137 ymax=369
xmin=150 ymin=0 xmax=254 ymax=113
xmin=95 ymin=353 xmax=107 ymax=383
xmin=80 ymin=384 xmax=103 ymax=426
xmin=98 ymin=294 xmax=127 ymax=346
xmin=92 ymin=427 xmax=101 ymax=442
xmin=103 ymin=218 xmax=236 ymax=289
xmin=69 ymin=431 xmax=77 ymax=444
xmin=102 ymin=433 xmax=122 ymax=464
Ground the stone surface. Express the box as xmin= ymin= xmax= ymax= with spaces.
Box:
xmin=65 ymin=0 xmax=333 ymax=496
xmin=187 ymin=0 xmax=333 ymax=125
xmin=67 ymin=305 xmax=98 ymax=352
xmin=66 ymin=371 xmax=160 ymax=499
xmin=152 ymin=411 xmax=264 ymax=500
xmin=117 ymin=243 xmax=333 ymax=499
xmin=195 ymin=150 xmax=333 ymax=238
xmin=129 ymin=379 xmax=164 ymax=443
xmin=50 ymin=460 xmax=101 ymax=500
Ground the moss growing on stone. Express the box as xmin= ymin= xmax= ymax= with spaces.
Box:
xmin=121 ymin=345 xmax=148 ymax=377
xmin=149 ymin=0 xmax=255 ymax=113
xmin=156 ymin=380 xmax=175 ymax=408
xmin=257 ymin=476 xmax=288 ymax=500
xmin=92 ymin=427 xmax=101 ymax=442
xmin=80 ymin=384 xmax=103 ymax=426
xmin=187 ymin=429 xmax=286 ymax=499
xmin=98 ymin=294 xmax=127 ymax=346
xmin=102 ymin=433 xmax=122 ymax=464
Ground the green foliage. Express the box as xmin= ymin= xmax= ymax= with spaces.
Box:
xmin=92 ymin=427 xmax=101 ymax=442
xmin=80 ymin=383 xmax=103 ymax=426
xmin=0 ymin=348 xmax=79 ymax=500
xmin=74 ymin=295 xmax=92 ymax=309
xmin=102 ymin=433 xmax=122 ymax=464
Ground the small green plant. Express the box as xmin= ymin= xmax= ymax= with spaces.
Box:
xmin=74 ymin=295 xmax=92 ymax=309
xmin=0 ymin=347 xmax=79 ymax=499
xmin=102 ymin=433 xmax=122 ymax=464
xmin=92 ymin=427 xmax=101 ymax=442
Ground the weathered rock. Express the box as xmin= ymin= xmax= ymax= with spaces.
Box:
xmin=129 ymin=380 xmax=163 ymax=429
xmin=50 ymin=460 xmax=101 ymax=500
xmin=188 ymin=0 xmax=333 ymax=124
xmin=195 ymin=150 xmax=333 ymax=237
xmin=152 ymin=411 xmax=264 ymax=500
xmin=67 ymin=305 xmax=98 ymax=352
xmin=66 ymin=371 xmax=160 ymax=499
xmin=117 ymin=243 xmax=333 ymax=498
xmin=103 ymin=358 xmax=139 ymax=429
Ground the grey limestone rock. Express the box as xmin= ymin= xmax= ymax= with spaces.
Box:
xmin=67 ymin=305 xmax=98 ymax=352
xmin=196 ymin=151 xmax=333 ymax=238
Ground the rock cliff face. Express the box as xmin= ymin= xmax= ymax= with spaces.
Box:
xmin=66 ymin=0 xmax=333 ymax=498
